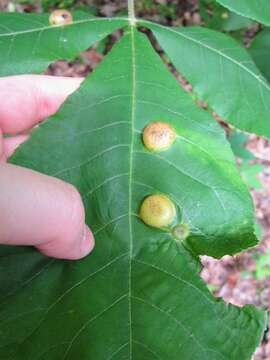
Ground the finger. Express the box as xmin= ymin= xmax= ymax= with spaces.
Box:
xmin=0 ymin=163 xmax=94 ymax=260
xmin=0 ymin=75 xmax=83 ymax=135
xmin=2 ymin=134 xmax=29 ymax=160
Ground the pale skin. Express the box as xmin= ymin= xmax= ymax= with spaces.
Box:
xmin=0 ymin=75 xmax=95 ymax=260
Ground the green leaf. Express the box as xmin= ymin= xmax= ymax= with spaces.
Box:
xmin=11 ymin=28 xmax=257 ymax=259
xmin=254 ymin=220 xmax=263 ymax=240
xmin=250 ymin=28 xmax=270 ymax=84
xmin=220 ymin=13 xmax=254 ymax=32
xmin=229 ymin=130 xmax=255 ymax=161
xmin=1 ymin=27 xmax=265 ymax=359
xmin=0 ymin=12 xmax=127 ymax=76
xmin=254 ymin=250 xmax=270 ymax=280
xmin=143 ymin=22 xmax=270 ymax=138
xmin=240 ymin=161 xmax=264 ymax=189
xmin=228 ymin=131 xmax=264 ymax=190
xmin=199 ymin=0 xmax=254 ymax=32
xmin=215 ymin=0 xmax=270 ymax=26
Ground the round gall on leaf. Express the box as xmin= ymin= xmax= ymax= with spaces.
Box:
xmin=49 ymin=10 xmax=73 ymax=26
xmin=139 ymin=194 xmax=176 ymax=228
xmin=143 ymin=122 xmax=176 ymax=152
xmin=221 ymin=12 xmax=229 ymax=19
xmin=172 ymin=224 xmax=190 ymax=241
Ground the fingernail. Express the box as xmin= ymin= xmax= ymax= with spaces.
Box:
xmin=80 ymin=225 xmax=95 ymax=257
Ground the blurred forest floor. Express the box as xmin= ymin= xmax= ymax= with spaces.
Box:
xmin=1 ymin=0 xmax=270 ymax=358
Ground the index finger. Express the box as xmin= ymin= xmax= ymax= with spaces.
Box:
xmin=0 ymin=75 xmax=83 ymax=135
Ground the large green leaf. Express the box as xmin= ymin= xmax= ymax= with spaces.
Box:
xmin=143 ymin=22 xmax=270 ymax=139
xmin=0 ymin=12 xmax=127 ymax=76
xmin=250 ymin=28 xmax=270 ymax=83
xmin=1 ymin=27 xmax=265 ymax=359
xmin=215 ymin=0 xmax=270 ymax=26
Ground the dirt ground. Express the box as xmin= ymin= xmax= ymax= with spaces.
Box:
xmin=1 ymin=0 xmax=270 ymax=358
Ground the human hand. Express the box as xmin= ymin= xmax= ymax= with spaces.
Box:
xmin=0 ymin=75 xmax=94 ymax=260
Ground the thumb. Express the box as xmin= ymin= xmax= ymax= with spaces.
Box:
xmin=0 ymin=163 xmax=94 ymax=260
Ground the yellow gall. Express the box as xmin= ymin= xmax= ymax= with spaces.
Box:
xmin=49 ymin=10 xmax=73 ymax=26
xmin=143 ymin=121 xmax=176 ymax=152
xmin=139 ymin=194 xmax=176 ymax=228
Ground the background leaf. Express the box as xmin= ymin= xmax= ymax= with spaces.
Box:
xmin=199 ymin=0 xmax=254 ymax=32
xmin=143 ymin=22 xmax=270 ymax=139
xmin=0 ymin=12 xmax=126 ymax=76
xmin=250 ymin=28 xmax=270 ymax=84
xmin=0 ymin=25 xmax=266 ymax=359
xmin=228 ymin=130 xmax=256 ymax=161
xmin=228 ymin=130 xmax=264 ymax=189
xmin=215 ymin=0 xmax=270 ymax=26
xmin=240 ymin=161 xmax=264 ymax=190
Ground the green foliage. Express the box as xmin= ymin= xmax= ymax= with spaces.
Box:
xmin=137 ymin=0 xmax=177 ymax=21
xmin=253 ymin=250 xmax=270 ymax=281
xmin=0 ymin=9 xmax=268 ymax=359
xmin=144 ymin=21 xmax=270 ymax=138
xmin=229 ymin=131 xmax=255 ymax=161
xmin=215 ymin=0 xmax=270 ymax=26
xmin=41 ymin=0 xmax=80 ymax=11
xmin=199 ymin=0 xmax=254 ymax=31
xmin=228 ymin=130 xmax=264 ymax=237
xmin=228 ymin=130 xmax=264 ymax=190
xmin=0 ymin=13 xmax=125 ymax=76
xmin=13 ymin=0 xmax=96 ymax=12
xmin=250 ymin=28 xmax=270 ymax=84
xmin=240 ymin=162 xmax=264 ymax=190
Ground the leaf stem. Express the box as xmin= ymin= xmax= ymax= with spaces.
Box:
xmin=128 ymin=0 xmax=136 ymax=25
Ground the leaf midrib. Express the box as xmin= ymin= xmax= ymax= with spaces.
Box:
xmin=128 ymin=24 xmax=136 ymax=359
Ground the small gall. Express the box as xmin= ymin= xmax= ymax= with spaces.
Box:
xmin=143 ymin=121 xmax=176 ymax=152
xmin=221 ymin=12 xmax=229 ymax=20
xmin=49 ymin=10 xmax=73 ymax=26
xmin=139 ymin=194 xmax=176 ymax=229
xmin=172 ymin=224 xmax=190 ymax=241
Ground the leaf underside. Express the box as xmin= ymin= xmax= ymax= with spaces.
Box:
xmin=0 ymin=14 xmax=267 ymax=360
